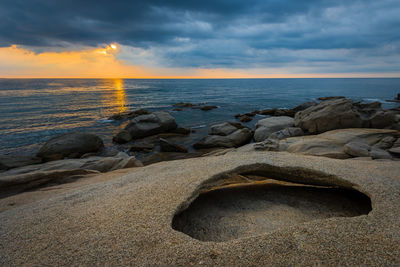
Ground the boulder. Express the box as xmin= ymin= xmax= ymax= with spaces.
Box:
xmin=194 ymin=128 xmax=252 ymax=149
xmin=368 ymin=111 xmax=396 ymax=128
xmin=120 ymin=112 xmax=178 ymax=141
xmin=37 ymin=132 xmax=104 ymax=161
xmin=344 ymin=142 xmax=371 ymax=157
xmin=268 ymin=127 xmax=304 ymax=140
xmin=369 ymin=147 xmax=392 ymax=160
xmin=294 ymin=98 xmax=363 ymax=134
xmin=373 ymin=136 xmax=396 ymax=150
xmin=108 ymin=109 xmax=149 ymax=121
xmin=113 ymin=130 xmax=132 ymax=144
xmin=388 ymin=147 xmax=400 ymax=154
xmin=0 ymin=155 xmax=42 ymax=171
xmin=210 ymin=122 xmax=239 ymax=136
xmin=254 ymin=116 xmax=294 ymax=142
xmin=159 ymin=138 xmax=188 ymax=153
xmin=239 ymin=115 xmax=253 ymax=122
xmin=130 ymin=143 xmax=154 ymax=152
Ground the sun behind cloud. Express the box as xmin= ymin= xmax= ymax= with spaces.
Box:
xmin=0 ymin=44 xmax=148 ymax=78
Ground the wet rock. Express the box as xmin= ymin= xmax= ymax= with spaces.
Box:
xmin=113 ymin=130 xmax=132 ymax=144
xmin=170 ymin=127 xmax=191 ymax=135
xmin=173 ymin=102 xmax=196 ymax=108
xmin=173 ymin=108 xmax=183 ymax=111
xmin=317 ymin=96 xmax=345 ymax=101
xmin=116 ymin=112 xmax=178 ymax=142
xmin=109 ymin=109 xmax=150 ymax=121
xmin=239 ymin=115 xmax=253 ymax=122
xmin=254 ymin=116 xmax=294 ymax=142
xmin=37 ymin=132 xmax=104 ymax=161
xmin=159 ymin=138 xmax=188 ymax=153
xmin=200 ymin=105 xmax=218 ymax=111
xmin=194 ymin=128 xmax=252 ymax=149
xmin=268 ymin=127 xmax=304 ymax=140
xmin=130 ymin=143 xmax=155 ymax=152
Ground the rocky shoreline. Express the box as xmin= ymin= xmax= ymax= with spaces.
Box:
xmin=1 ymin=96 xmax=400 ymax=194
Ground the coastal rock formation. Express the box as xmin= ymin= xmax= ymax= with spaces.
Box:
xmin=114 ymin=112 xmax=178 ymax=143
xmin=1 ymin=152 xmax=399 ymax=265
xmin=194 ymin=127 xmax=252 ymax=149
xmin=254 ymin=116 xmax=294 ymax=142
xmin=255 ymin=128 xmax=399 ymax=159
xmin=0 ymin=152 xmax=142 ymax=194
xmin=108 ymin=109 xmax=149 ymax=121
xmin=209 ymin=122 xmax=245 ymax=136
xmin=37 ymin=132 xmax=104 ymax=161
xmin=294 ymin=98 xmax=397 ymax=134
xmin=258 ymin=101 xmax=316 ymax=117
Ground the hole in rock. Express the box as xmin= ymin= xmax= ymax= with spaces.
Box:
xmin=172 ymin=174 xmax=371 ymax=242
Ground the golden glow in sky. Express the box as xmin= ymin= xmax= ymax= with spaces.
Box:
xmin=0 ymin=44 xmax=399 ymax=78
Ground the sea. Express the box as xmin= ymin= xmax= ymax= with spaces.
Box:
xmin=0 ymin=78 xmax=399 ymax=156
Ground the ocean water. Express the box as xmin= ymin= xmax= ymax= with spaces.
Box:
xmin=0 ymin=78 xmax=399 ymax=156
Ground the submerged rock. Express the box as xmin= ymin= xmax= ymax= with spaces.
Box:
xmin=200 ymin=105 xmax=218 ymax=111
xmin=37 ymin=132 xmax=104 ymax=161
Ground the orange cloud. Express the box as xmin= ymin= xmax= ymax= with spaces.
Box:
xmin=0 ymin=45 xmax=149 ymax=78
xmin=0 ymin=45 xmax=399 ymax=78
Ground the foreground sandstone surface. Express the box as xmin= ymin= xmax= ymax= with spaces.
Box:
xmin=1 ymin=152 xmax=400 ymax=266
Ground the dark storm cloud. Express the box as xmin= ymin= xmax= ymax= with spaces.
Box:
xmin=1 ymin=0 xmax=400 ymax=70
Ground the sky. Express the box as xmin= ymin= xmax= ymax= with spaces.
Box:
xmin=0 ymin=0 xmax=400 ymax=78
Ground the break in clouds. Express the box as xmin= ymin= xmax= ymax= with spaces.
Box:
xmin=1 ymin=0 xmax=400 ymax=73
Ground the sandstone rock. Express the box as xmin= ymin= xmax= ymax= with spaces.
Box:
xmin=344 ymin=142 xmax=371 ymax=157
xmin=1 ymin=152 xmax=399 ymax=266
xmin=159 ymin=138 xmax=188 ymax=153
xmin=121 ymin=112 xmax=178 ymax=141
xmin=268 ymin=127 xmax=304 ymax=140
xmin=194 ymin=128 xmax=252 ymax=149
xmin=254 ymin=116 xmax=294 ymax=142
xmin=37 ymin=132 xmax=104 ymax=161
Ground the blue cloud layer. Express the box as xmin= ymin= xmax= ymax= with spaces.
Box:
xmin=1 ymin=0 xmax=400 ymax=72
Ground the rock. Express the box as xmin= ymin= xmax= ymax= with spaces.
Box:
xmin=294 ymin=98 xmax=362 ymax=134
xmin=0 ymin=155 xmax=42 ymax=171
xmin=209 ymin=122 xmax=239 ymax=136
xmin=317 ymin=96 xmax=345 ymax=101
xmin=388 ymin=147 xmax=400 ymax=154
xmin=1 ymin=152 xmax=400 ymax=266
xmin=0 ymin=154 xmax=142 ymax=193
xmin=277 ymin=128 xmax=398 ymax=159
xmin=113 ymin=130 xmax=132 ymax=144
xmin=253 ymin=139 xmax=280 ymax=151
xmin=172 ymin=108 xmax=183 ymax=111
xmin=173 ymin=102 xmax=195 ymax=108
xmin=194 ymin=128 xmax=252 ymax=149
xmin=369 ymin=147 xmax=392 ymax=160
xmin=294 ymin=98 xmax=397 ymax=134
xmin=292 ymin=101 xmax=317 ymax=112
xmin=170 ymin=127 xmax=191 ymax=135
xmin=37 ymin=132 xmax=104 ymax=161
xmin=130 ymin=143 xmax=155 ymax=152
xmin=268 ymin=127 xmax=304 ymax=140
xmin=344 ymin=142 xmax=371 ymax=157
xmin=109 ymin=109 xmax=150 ymax=120
xmin=119 ymin=112 xmax=178 ymax=141
xmin=200 ymin=105 xmax=218 ymax=111
xmin=159 ymin=138 xmax=188 ymax=153
xmin=368 ymin=111 xmax=396 ymax=128
xmin=373 ymin=136 xmax=396 ymax=150
xmin=239 ymin=115 xmax=253 ymax=122
xmin=254 ymin=116 xmax=294 ymax=142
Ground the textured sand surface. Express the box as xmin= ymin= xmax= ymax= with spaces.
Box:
xmin=1 ymin=151 xmax=400 ymax=266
